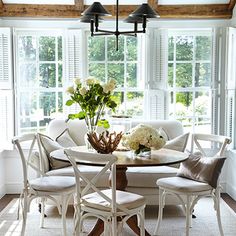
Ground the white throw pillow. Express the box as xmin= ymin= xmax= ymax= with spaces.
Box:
xmin=38 ymin=133 xmax=71 ymax=170
xmin=56 ymin=128 xmax=77 ymax=147
xmin=164 ymin=133 xmax=189 ymax=152
xmin=158 ymin=127 xmax=169 ymax=141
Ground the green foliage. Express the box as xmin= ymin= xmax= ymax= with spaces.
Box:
xmin=66 ymin=78 xmax=117 ymax=129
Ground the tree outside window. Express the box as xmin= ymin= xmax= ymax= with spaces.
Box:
xmin=168 ymin=32 xmax=212 ymax=133
xmin=87 ymin=35 xmax=144 ymax=118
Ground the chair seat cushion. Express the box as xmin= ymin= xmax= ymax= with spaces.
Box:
xmin=30 ymin=176 xmax=75 ymax=192
xmin=82 ymin=189 xmax=146 ymax=212
xmin=47 ymin=165 xmax=110 ymax=187
xmin=157 ymin=176 xmax=213 ymax=193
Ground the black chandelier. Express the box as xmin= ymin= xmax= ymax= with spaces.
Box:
xmin=81 ymin=1 xmax=159 ymax=50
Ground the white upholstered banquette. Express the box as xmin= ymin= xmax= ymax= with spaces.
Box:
xmin=45 ymin=119 xmax=185 ymax=205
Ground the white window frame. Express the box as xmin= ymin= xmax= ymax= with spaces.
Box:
xmin=14 ymin=29 xmax=65 ymax=134
xmin=167 ymin=29 xmax=213 ymax=133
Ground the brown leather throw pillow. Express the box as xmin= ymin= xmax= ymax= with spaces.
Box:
xmin=177 ymin=153 xmax=226 ymax=188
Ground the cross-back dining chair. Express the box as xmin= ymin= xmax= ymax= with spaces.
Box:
xmin=64 ymin=148 xmax=146 ymax=236
xmin=154 ymin=133 xmax=231 ymax=236
xmin=12 ymin=133 xmax=76 ymax=236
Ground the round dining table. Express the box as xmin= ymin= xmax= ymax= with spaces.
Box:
xmin=50 ymin=146 xmax=189 ymax=236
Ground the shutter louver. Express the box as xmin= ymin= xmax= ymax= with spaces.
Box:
xmin=0 ymin=91 xmax=13 ymax=149
xmin=225 ymin=27 xmax=236 ymax=148
xmin=146 ymin=89 xmax=166 ymax=120
xmin=146 ymin=29 xmax=168 ymax=120
xmin=0 ymin=28 xmax=12 ymax=89
xmin=0 ymin=28 xmax=13 ymax=150
xmin=64 ymin=30 xmax=83 ymax=116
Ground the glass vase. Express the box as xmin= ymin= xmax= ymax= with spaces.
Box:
xmin=85 ymin=124 xmax=97 ymax=152
xmin=134 ymin=147 xmax=151 ymax=159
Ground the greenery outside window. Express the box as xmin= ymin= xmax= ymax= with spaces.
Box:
xmin=168 ymin=30 xmax=212 ymax=133
xmin=87 ymin=34 xmax=145 ymax=118
xmin=16 ymin=31 xmax=64 ymax=134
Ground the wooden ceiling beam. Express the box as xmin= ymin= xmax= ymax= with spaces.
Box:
xmin=0 ymin=3 xmax=233 ymax=19
xmin=228 ymin=0 xmax=236 ymax=10
xmin=0 ymin=0 xmax=3 ymax=8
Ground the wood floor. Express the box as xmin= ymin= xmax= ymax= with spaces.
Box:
xmin=1 ymin=193 xmax=236 ymax=213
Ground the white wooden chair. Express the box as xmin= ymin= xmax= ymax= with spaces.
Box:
xmin=154 ymin=133 xmax=231 ymax=236
xmin=12 ymin=133 xmax=76 ymax=236
xmin=64 ymin=149 xmax=146 ymax=236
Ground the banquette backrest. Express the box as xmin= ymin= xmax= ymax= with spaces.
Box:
xmin=47 ymin=119 xmax=184 ymax=146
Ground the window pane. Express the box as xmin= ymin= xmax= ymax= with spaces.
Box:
xmin=88 ymin=37 xmax=105 ymax=61
xmin=176 ymin=63 xmax=192 ymax=87
xmin=39 ymin=118 xmax=52 ymax=128
xmin=89 ymin=63 xmax=105 ymax=83
xmin=58 ymin=92 xmax=63 ymax=112
xmin=58 ymin=63 xmax=63 ymax=87
xmin=176 ymin=91 xmax=193 ymax=115
xmin=168 ymin=36 xmax=174 ymax=61
xmin=176 ymin=36 xmax=193 ymax=61
xmin=126 ymin=37 xmax=137 ymax=61
xmin=19 ymin=63 xmax=36 ymax=87
xmin=108 ymin=63 xmax=124 ymax=87
xmin=195 ymin=63 xmax=211 ymax=87
xmin=39 ymin=92 xmax=56 ymax=116
xmin=126 ymin=92 xmax=144 ymax=117
xmin=39 ymin=63 xmax=56 ymax=87
xmin=20 ymin=118 xmax=37 ymax=128
xmin=39 ymin=36 xmax=56 ymax=61
xmin=108 ymin=36 xmax=124 ymax=61
xmin=20 ymin=92 xmax=37 ymax=116
xmin=194 ymin=91 xmax=211 ymax=117
xmin=194 ymin=117 xmax=211 ymax=134
xmin=58 ymin=36 xmax=62 ymax=61
xmin=168 ymin=63 xmax=173 ymax=87
xmin=195 ymin=36 xmax=211 ymax=60
xmin=127 ymin=63 xmax=137 ymax=87
xmin=18 ymin=36 xmax=36 ymax=61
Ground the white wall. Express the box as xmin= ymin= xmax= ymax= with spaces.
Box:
xmin=0 ymin=151 xmax=6 ymax=198
xmin=226 ymin=150 xmax=236 ymax=200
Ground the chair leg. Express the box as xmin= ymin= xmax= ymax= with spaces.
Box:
xmin=154 ymin=188 xmax=165 ymax=235
xmin=40 ymin=197 xmax=45 ymax=228
xmin=186 ymin=196 xmax=191 ymax=236
xmin=61 ymin=195 xmax=68 ymax=236
xmin=139 ymin=209 xmax=145 ymax=236
xmin=21 ymin=192 xmax=28 ymax=236
xmin=214 ymin=190 xmax=224 ymax=236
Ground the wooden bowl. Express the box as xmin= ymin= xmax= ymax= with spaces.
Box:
xmin=87 ymin=131 xmax=123 ymax=154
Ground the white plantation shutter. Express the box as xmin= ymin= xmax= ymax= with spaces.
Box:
xmin=145 ymin=89 xmax=167 ymax=120
xmin=225 ymin=27 xmax=236 ymax=148
xmin=0 ymin=28 xmax=12 ymax=89
xmin=146 ymin=29 xmax=168 ymax=119
xmin=0 ymin=28 xmax=13 ymax=150
xmin=64 ymin=29 xmax=84 ymax=116
xmin=0 ymin=90 xmax=13 ymax=149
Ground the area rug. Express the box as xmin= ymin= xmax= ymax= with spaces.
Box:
xmin=0 ymin=197 xmax=236 ymax=236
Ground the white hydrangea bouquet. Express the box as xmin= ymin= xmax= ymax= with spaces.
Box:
xmin=122 ymin=124 xmax=166 ymax=156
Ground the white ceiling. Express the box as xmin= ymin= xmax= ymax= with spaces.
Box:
xmin=2 ymin=0 xmax=231 ymax=5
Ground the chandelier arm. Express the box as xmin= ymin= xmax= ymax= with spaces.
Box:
xmin=92 ymin=33 xmax=115 ymax=36
xmin=119 ymin=30 xmax=144 ymax=34
xmin=96 ymin=29 xmax=116 ymax=34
